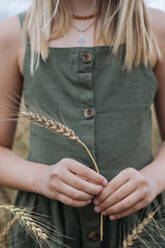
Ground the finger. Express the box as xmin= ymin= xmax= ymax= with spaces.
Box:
xmin=57 ymin=193 xmax=92 ymax=207
xmin=94 ymin=171 xmax=129 ymax=204
xmin=68 ymin=159 xmax=108 ymax=186
xmin=95 ymin=180 xmax=136 ymax=211
xmin=100 ymin=189 xmax=144 ymax=216
xmin=79 ymin=175 xmax=102 ymax=185
xmin=109 ymin=198 xmax=147 ymax=220
xmin=62 ymin=170 xmax=104 ymax=195
xmin=52 ymin=180 xmax=93 ymax=201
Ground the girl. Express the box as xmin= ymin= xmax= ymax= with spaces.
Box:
xmin=0 ymin=0 xmax=165 ymax=247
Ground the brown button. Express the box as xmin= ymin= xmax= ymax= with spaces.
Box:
xmin=81 ymin=52 xmax=92 ymax=63
xmin=88 ymin=231 xmax=100 ymax=241
xmin=83 ymin=108 xmax=95 ymax=119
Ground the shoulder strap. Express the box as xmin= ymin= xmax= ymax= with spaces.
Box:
xmin=17 ymin=11 xmax=30 ymax=44
xmin=17 ymin=12 xmax=30 ymax=75
xmin=17 ymin=11 xmax=27 ymax=28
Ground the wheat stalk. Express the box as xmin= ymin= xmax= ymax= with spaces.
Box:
xmin=0 ymin=216 xmax=18 ymax=243
xmin=20 ymin=110 xmax=103 ymax=239
xmin=123 ymin=208 xmax=159 ymax=248
xmin=20 ymin=111 xmax=100 ymax=173
xmin=0 ymin=204 xmax=73 ymax=248
xmin=21 ymin=111 xmax=79 ymax=141
xmin=0 ymin=205 xmax=48 ymax=242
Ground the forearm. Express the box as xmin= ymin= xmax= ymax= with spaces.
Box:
xmin=141 ymin=140 xmax=165 ymax=195
xmin=0 ymin=146 xmax=48 ymax=193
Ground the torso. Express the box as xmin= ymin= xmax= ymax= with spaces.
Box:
xmin=17 ymin=7 xmax=160 ymax=75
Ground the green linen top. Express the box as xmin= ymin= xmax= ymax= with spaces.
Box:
xmin=10 ymin=12 xmax=165 ymax=248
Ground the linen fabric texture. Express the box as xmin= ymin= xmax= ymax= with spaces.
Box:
xmin=10 ymin=12 xmax=165 ymax=248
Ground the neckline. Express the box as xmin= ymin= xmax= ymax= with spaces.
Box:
xmin=48 ymin=45 xmax=113 ymax=49
xmin=47 ymin=44 xmax=117 ymax=51
xmin=26 ymin=42 xmax=125 ymax=53
xmin=46 ymin=44 xmax=156 ymax=72
xmin=25 ymin=42 xmax=155 ymax=71
xmin=45 ymin=44 xmax=124 ymax=55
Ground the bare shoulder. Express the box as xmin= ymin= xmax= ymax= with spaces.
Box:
xmin=147 ymin=7 xmax=165 ymax=47
xmin=147 ymin=7 xmax=165 ymax=68
xmin=0 ymin=16 xmax=24 ymax=148
xmin=0 ymin=15 xmax=22 ymax=49
xmin=0 ymin=15 xmax=23 ymax=74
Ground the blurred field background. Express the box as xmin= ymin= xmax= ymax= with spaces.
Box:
xmin=0 ymin=99 xmax=30 ymax=248
xmin=0 ymin=0 xmax=164 ymax=247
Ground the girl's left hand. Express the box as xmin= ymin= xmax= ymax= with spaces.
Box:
xmin=93 ymin=167 xmax=159 ymax=220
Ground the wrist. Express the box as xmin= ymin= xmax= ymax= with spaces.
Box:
xmin=140 ymin=162 xmax=165 ymax=195
xmin=31 ymin=162 xmax=49 ymax=195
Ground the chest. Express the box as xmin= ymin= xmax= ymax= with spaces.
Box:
xmin=23 ymin=46 xmax=158 ymax=117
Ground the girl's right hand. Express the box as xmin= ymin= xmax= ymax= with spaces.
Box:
xmin=37 ymin=158 xmax=108 ymax=207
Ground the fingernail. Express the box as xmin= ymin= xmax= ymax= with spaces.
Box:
xmin=102 ymin=211 xmax=106 ymax=216
xmin=88 ymin=200 xmax=92 ymax=203
xmin=103 ymin=179 xmax=108 ymax=186
xmin=94 ymin=207 xmax=100 ymax=213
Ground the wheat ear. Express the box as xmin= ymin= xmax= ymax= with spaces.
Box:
xmin=0 ymin=205 xmax=48 ymax=242
xmin=123 ymin=208 xmax=159 ymax=248
xmin=20 ymin=110 xmax=103 ymax=240
xmin=0 ymin=216 xmax=18 ymax=243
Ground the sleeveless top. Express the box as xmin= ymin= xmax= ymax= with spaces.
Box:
xmin=20 ymin=13 xmax=158 ymax=180
xmin=11 ymin=12 xmax=165 ymax=248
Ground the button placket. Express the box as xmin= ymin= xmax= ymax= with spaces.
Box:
xmin=79 ymin=49 xmax=95 ymax=120
xmin=77 ymin=48 xmax=100 ymax=246
xmin=78 ymin=48 xmax=96 ymax=161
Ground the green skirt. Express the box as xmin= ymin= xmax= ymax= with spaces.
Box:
xmin=10 ymin=188 xmax=165 ymax=248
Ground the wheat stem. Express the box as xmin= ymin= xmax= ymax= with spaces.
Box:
xmin=77 ymin=139 xmax=99 ymax=174
xmin=77 ymin=139 xmax=103 ymax=240
xmin=0 ymin=216 xmax=18 ymax=243
xmin=123 ymin=208 xmax=159 ymax=248
xmin=20 ymin=110 xmax=103 ymax=241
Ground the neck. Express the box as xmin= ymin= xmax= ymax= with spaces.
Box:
xmin=70 ymin=0 xmax=98 ymax=16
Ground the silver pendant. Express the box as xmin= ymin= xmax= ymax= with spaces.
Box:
xmin=76 ymin=32 xmax=87 ymax=47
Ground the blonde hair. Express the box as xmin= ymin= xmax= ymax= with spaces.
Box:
xmin=22 ymin=0 xmax=161 ymax=73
